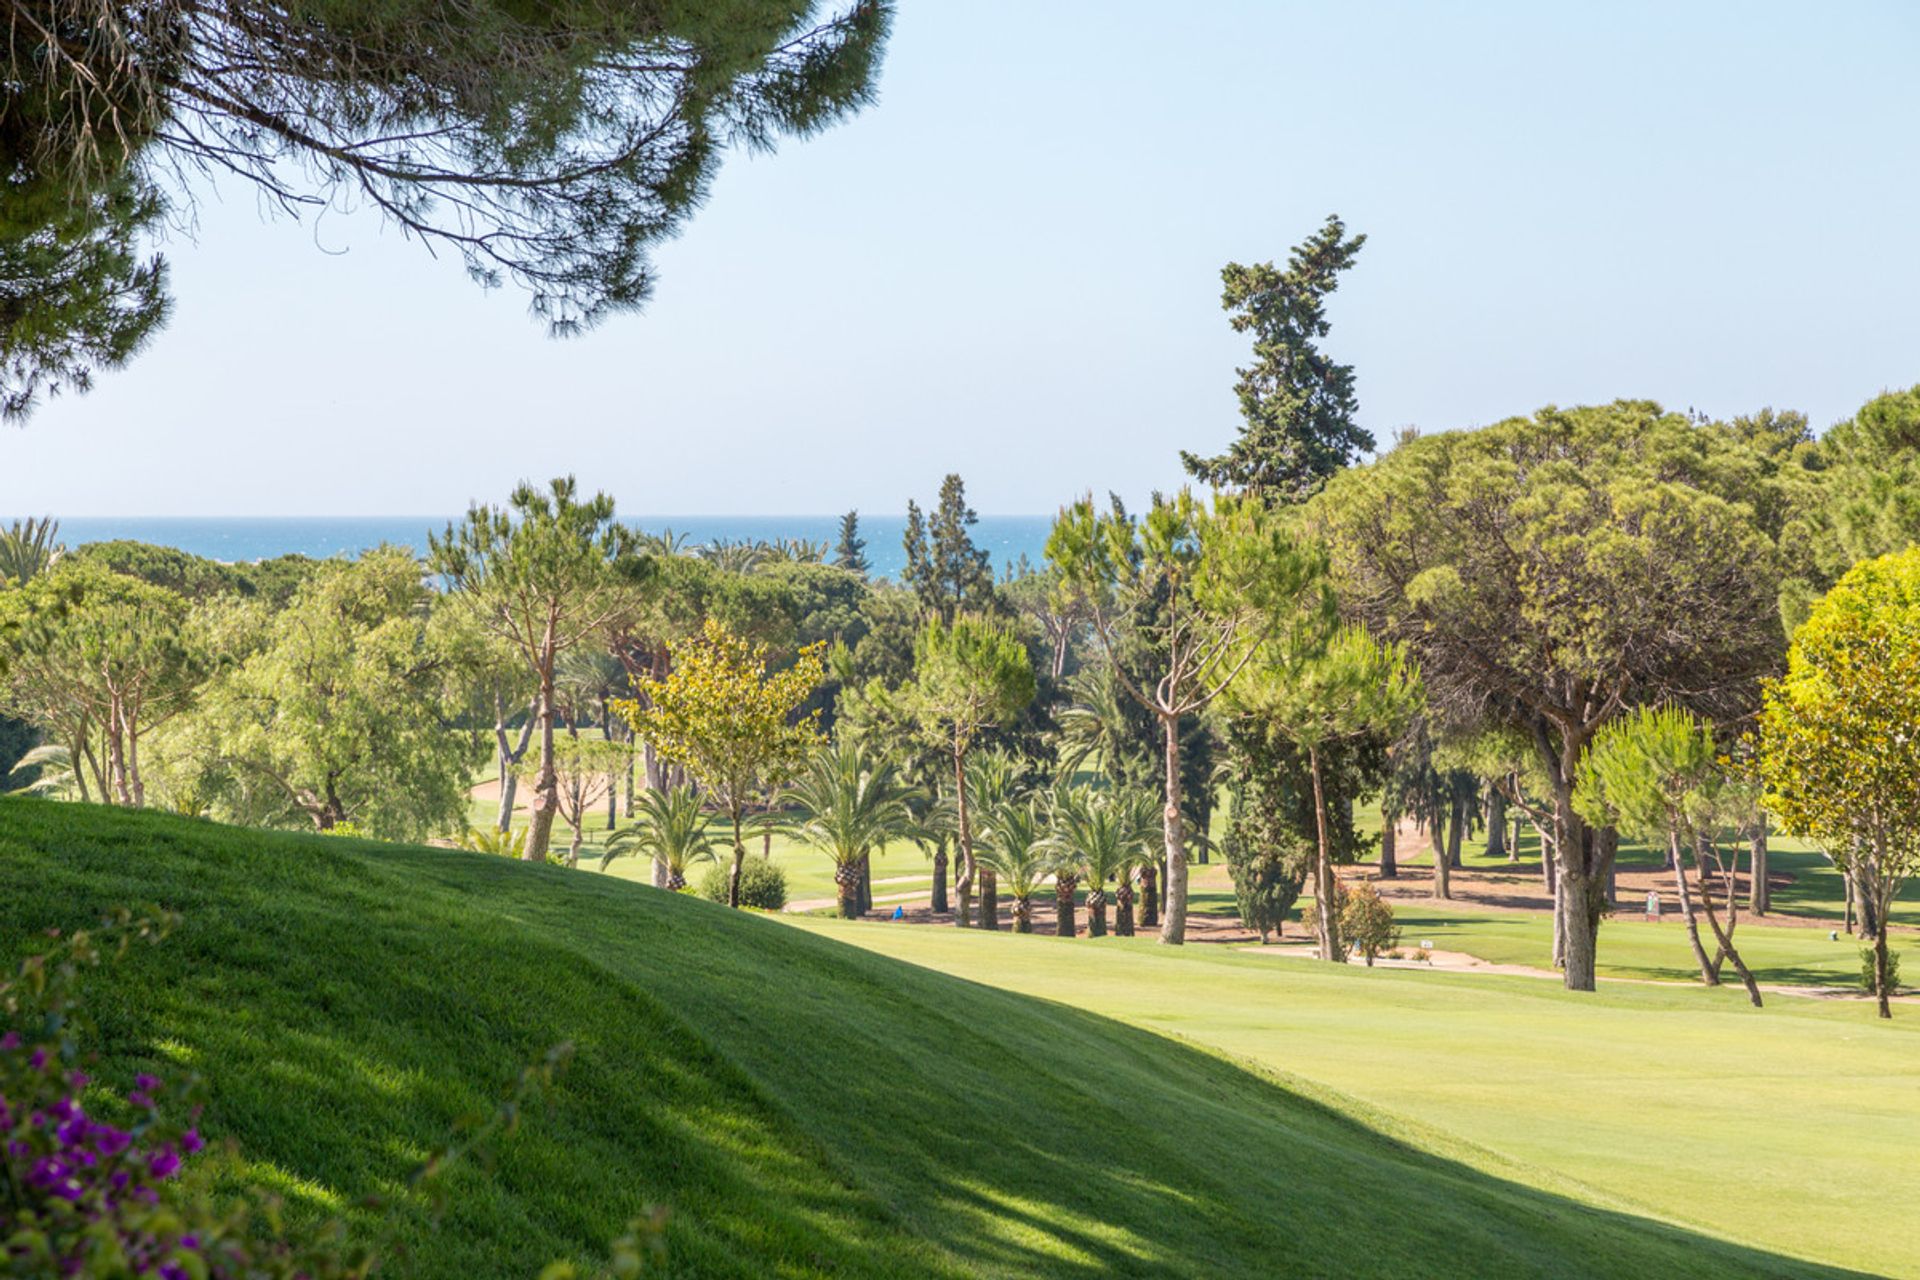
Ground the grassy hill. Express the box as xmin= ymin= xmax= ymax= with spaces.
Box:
xmin=0 ymin=797 xmax=1879 ymax=1278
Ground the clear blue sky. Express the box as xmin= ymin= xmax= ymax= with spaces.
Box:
xmin=3 ymin=0 xmax=1916 ymax=517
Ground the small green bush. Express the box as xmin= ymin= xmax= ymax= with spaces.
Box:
xmin=1863 ymin=945 xmax=1900 ymax=994
xmin=699 ymin=858 xmax=788 ymax=910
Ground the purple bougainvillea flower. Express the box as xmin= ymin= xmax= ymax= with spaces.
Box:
xmin=149 ymin=1147 xmax=182 ymax=1179
xmin=0 ymin=1031 xmax=19 ymax=1050
xmin=180 ymin=1129 xmax=204 ymax=1155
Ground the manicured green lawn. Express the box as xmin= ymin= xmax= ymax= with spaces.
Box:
xmin=0 ymin=796 xmax=1883 ymax=1278
xmin=790 ymin=914 xmax=1920 ymax=1279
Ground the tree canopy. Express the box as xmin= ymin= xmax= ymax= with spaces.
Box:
xmin=1757 ymin=546 xmax=1920 ymax=1018
xmin=1180 ymin=215 xmax=1370 ymax=503
xmin=1 ymin=0 xmax=893 ymax=418
xmin=1310 ymin=400 xmax=1785 ymax=989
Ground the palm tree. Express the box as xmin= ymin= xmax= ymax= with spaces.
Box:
xmin=697 ymin=538 xmax=767 ymax=575
xmin=1 ymin=743 xmax=76 ymax=797
xmin=0 ymin=517 xmax=61 ymax=587
xmin=557 ymin=649 xmax=633 ymax=827
xmin=954 ymin=748 xmax=1025 ymax=930
xmin=767 ymin=537 xmax=829 ymax=565
xmin=1053 ymin=662 xmax=1138 ymax=786
xmin=1049 ymin=786 xmax=1157 ymax=939
xmin=976 ymin=796 xmax=1050 ymax=933
xmin=781 ymin=743 xmax=919 ymax=919
xmin=633 ymin=527 xmax=691 ymax=558
xmin=603 ymin=785 xmax=717 ymax=890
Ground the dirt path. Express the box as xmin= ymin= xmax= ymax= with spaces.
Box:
xmin=1361 ymin=819 xmax=1871 ymax=932
xmin=1234 ymin=941 xmax=1917 ymax=1004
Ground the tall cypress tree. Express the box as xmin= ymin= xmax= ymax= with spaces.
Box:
xmin=833 ymin=510 xmax=870 ymax=576
xmin=1181 ymin=215 xmax=1370 ymax=504
xmin=903 ymin=475 xmax=994 ymax=622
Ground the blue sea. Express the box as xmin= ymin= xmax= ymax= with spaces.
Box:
xmin=42 ymin=515 xmax=1056 ymax=583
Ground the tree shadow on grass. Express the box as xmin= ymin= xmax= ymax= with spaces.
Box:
xmin=0 ymin=797 xmax=1888 ymax=1280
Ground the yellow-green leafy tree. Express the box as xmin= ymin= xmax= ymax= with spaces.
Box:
xmin=617 ymin=618 xmax=824 ymax=908
xmin=1757 ymin=546 xmax=1920 ymax=1018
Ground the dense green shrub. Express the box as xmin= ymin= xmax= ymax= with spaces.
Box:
xmin=699 ymin=859 xmax=788 ymax=911
xmin=1863 ymin=946 xmax=1901 ymax=995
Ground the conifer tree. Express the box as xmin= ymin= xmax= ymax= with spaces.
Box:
xmin=1182 ymin=215 xmax=1371 ymax=504
xmin=0 ymin=0 xmax=893 ymax=417
xmin=833 ymin=510 xmax=870 ymax=576
xmin=903 ymin=475 xmax=994 ymax=622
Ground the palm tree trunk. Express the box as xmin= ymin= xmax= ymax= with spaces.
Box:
xmin=980 ymin=867 xmax=999 ymax=929
xmin=1054 ymin=875 xmax=1077 ymax=937
xmin=931 ymin=843 xmax=949 ymax=914
xmin=835 ymin=859 xmax=862 ymax=919
xmin=1139 ymin=862 xmax=1158 ymax=928
xmin=1087 ymin=887 xmax=1108 ymax=938
xmin=1114 ymin=877 xmax=1135 ymax=936
xmin=1013 ymin=895 xmax=1032 ymax=933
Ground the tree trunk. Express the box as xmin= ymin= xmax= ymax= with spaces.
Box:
xmin=652 ymin=856 xmax=670 ymax=889
xmin=835 ymin=860 xmax=862 ymax=919
xmin=980 ymin=868 xmax=999 ymax=930
xmin=1379 ymin=817 xmax=1397 ymax=879
xmin=1114 ymin=877 xmax=1135 ymax=937
xmin=859 ymin=851 xmax=873 ymax=914
xmin=952 ymin=742 xmax=975 ymax=928
xmin=1446 ymin=796 xmax=1464 ymax=869
xmin=1510 ymin=811 xmax=1522 ymax=864
xmin=1874 ymin=911 xmax=1893 ymax=1019
xmin=726 ymin=811 xmax=746 ymax=908
xmin=499 ymin=702 xmax=537 ymax=832
xmin=567 ymin=826 xmax=584 ymax=870
xmin=1691 ymin=835 xmax=1761 ymax=1008
xmin=1431 ymin=822 xmax=1452 ymax=900
xmin=1054 ymin=875 xmax=1077 ymax=937
xmin=1159 ymin=715 xmax=1188 ymax=945
xmin=1013 ymin=895 xmax=1032 ymax=933
xmin=1843 ymin=869 xmax=1856 ymax=935
xmin=1139 ymin=862 xmax=1158 ymax=929
xmin=106 ymin=698 xmax=131 ymax=806
xmin=1858 ymin=864 xmax=1881 ymax=939
xmin=1484 ymin=789 xmax=1506 ymax=860
xmin=1308 ymin=745 xmax=1343 ymax=962
xmin=122 ymin=704 xmax=145 ymax=808
xmin=1087 ymin=887 xmax=1108 ymax=937
xmin=931 ymin=843 xmax=949 ymax=914
xmin=1556 ymin=823 xmax=1603 ymax=992
xmin=525 ymin=622 xmax=561 ymax=862
xmin=1748 ymin=817 xmax=1770 ymax=916
xmin=1670 ymin=833 xmax=1718 ymax=986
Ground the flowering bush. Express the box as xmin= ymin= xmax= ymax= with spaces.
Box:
xmin=1 ymin=909 xmax=663 ymax=1278
xmin=0 ymin=907 xmax=376 ymax=1278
